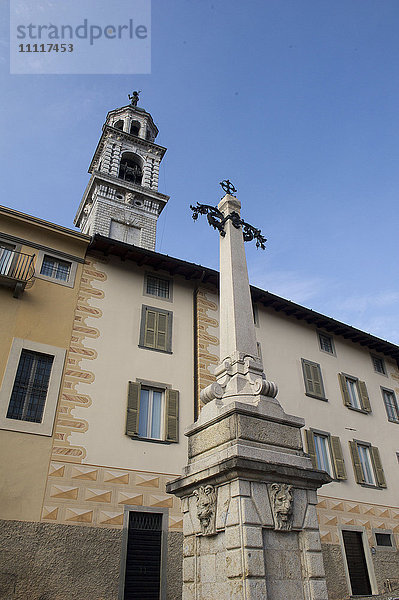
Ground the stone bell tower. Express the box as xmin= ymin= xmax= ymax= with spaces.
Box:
xmin=74 ymin=92 xmax=169 ymax=250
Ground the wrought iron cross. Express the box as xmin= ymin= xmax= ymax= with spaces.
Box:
xmin=189 ymin=181 xmax=267 ymax=250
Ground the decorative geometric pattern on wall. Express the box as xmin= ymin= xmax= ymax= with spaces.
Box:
xmin=317 ymin=494 xmax=399 ymax=546
xmin=196 ymin=289 xmax=219 ymax=414
xmin=51 ymin=259 xmax=106 ymax=463
xmin=41 ymin=461 xmax=183 ymax=530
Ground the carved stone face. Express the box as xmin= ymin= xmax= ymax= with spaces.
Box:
xmin=269 ymin=483 xmax=294 ymax=531
xmin=194 ymin=485 xmax=216 ymax=535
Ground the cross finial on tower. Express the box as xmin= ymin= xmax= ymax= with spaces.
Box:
xmin=128 ymin=91 xmax=141 ymax=106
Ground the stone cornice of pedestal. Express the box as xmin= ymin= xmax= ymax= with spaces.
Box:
xmin=166 ymin=455 xmax=331 ymax=498
xmin=186 ymin=398 xmax=304 ymax=436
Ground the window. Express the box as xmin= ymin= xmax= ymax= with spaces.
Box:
xmin=318 ymin=332 xmax=335 ymax=355
xmin=139 ymin=306 xmax=173 ymax=353
xmin=0 ymin=338 xmax=66 ymax=435
xmin=139 ymin=387 xmax=164 ymax=440
xmin=252 ymin=301 xmax=259 ymax=326
xmin=145 ymin=274 xmax=171 ymax=300
xmin=114 ymin=119 xmax=124 ymax=130
xmin=349 ymin=441 xmax=386 ymax=488
xmin=374 ymin=532 xmax=393 ymax=548
xmin=339 ymin=374 xmax=371 ymax=412
xmin=381 ymin=388 xmax=399 ymax=423
xmin=40 ymin=255 xmax=71 ymax=282
xmin=130 ymin=120 xmax=141 ymax=136
xmin=305 ymin=429 xmax=347 ymax=480
xmin=6 ymin=350 xmax=54 ymax=423
xmin=118 ymin=152 xmax=143 ymax=185
xmin=36 ymin=251 xmax=77 ymax=288
xmin=371 ymin=354 xmax=386 ymax=375
xmin=0 ymin=242 xmax=16 ymax=276
xmin=126 ymin=381 xmax=179 ymax=442
xmin=301 ymin=359 xmax=326 ymax=400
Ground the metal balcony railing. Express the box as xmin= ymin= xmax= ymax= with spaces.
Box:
xmin=0 ymin=246 xmax=36 ymax=298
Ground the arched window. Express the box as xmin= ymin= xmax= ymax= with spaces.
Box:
xmin=118 ymin=153 xmax=143 ymax=185
xmin=130 ymin=121 xmax=140 ymax=136
xmin=114 ymin=119 xmax=124 ymax=131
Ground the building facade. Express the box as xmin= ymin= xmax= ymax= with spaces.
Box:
xmin=0 ymin=98 xmax=398 ymax=600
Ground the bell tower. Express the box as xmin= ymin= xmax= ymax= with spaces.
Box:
xmin=74 ymin=92 xmax=169 ymax=251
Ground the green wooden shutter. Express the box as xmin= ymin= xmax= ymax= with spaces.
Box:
xmin=165 ymin=389 xmax=179 ymax=442
xmin=339 ymin=373 xmax=351 ymax=407
xmin=156 ymin=312 xmax=168 ymax=351
xmin=126 ymin=381 xmax=141 ymax=436
xmin=144 ymin=310 xmax=157 ymax=348
xmin=370 ymin=446 xmax=387 ymax=488
xmin=349 ymin=441 xmax=364 ymax=483
xmin=358 ymin=381 xmax=371 ymax=412
xmin=302 ymin=361 xmax=323 ymax=397
xmin=330 ymin=436 xmax=347 ymax=480
xmin=304 ymin=429 xmax=317 ymax=468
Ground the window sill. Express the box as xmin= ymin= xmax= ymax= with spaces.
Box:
xmin=319 ymin=349 xmax=336 ymax=357
xmin=373 ymin=369 xmax=388 ymax=377
xmin=305 ymin=393 xmax=328 ymax=402
xmin=126 ymin=434 xmax=177 ymax=445
xmin=347 ymin=406 xmax=370 ymax=415
xmin=359 ymin=483 xmax=384 ymax=490
xmin=138 ymin=345 xmax=173 ymax=355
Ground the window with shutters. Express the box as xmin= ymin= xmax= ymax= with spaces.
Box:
xmin=318 ymin=332 xmax=335 ymax=355
xmin=349 ymin=440 xmax=387 ymax=488
xmin=381 ymin=388 xmax=399 ymax=423
xmin=144 ymin=273 xmax=172 ymax=301
xmin=304 ymin=429 xmax=347 ymax=480
xmin=139 ymin=305 xmax=173 ymax=353
xmin=371 ymin=354 xmax=386 ymax=375
xmin=126 ymin=381 xmax=179 ymax=443
xmin=339 ymin=373 xmax=371 ymax=413
xmin=301 ymin=359 xmax=326 ymax=400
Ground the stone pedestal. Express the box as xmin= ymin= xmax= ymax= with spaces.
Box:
xmin=167 ymin=192 xmax=331 ymax=599
xmin=167 ymin=396 xmax=330 ymax=600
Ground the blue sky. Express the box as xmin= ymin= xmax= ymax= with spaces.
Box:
xmin=1 ymin=0 xmax=399 ymax=343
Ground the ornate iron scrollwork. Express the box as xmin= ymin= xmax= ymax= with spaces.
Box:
xmin=190 ymin=203 xmax=267 ymax=249
xmin=190 ymin=203 xmax=227 ymax=237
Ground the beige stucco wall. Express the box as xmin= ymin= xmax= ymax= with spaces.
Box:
xmin=67 ymin=255 xmax=195 ymax=474
xmin=0 ymin=209 xmax=89 ymax=521
xmin=256 ymin=306 xmax=399 ymax=507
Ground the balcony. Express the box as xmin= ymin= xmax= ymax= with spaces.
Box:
xmin=0 ymin=246 xmax=36 ymax=298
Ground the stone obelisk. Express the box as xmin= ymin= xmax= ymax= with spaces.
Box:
xmin=167 ymin=186 xmax=331 ymax=600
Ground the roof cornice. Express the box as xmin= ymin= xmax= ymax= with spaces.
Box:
xmin=88 ymin=234 xmax=399 ymax=365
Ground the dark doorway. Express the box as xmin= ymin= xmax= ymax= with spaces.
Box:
xmin=342 ymin=530 xmax=372 ymax=596
xmin=123 ymin=511 xmax=163 ymax=600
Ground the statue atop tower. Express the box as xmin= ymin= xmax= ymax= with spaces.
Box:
xmin=74 ymin=94 xmax=169 ymax=250
xmin=128 ymin=90 xmax=141 ymax=106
